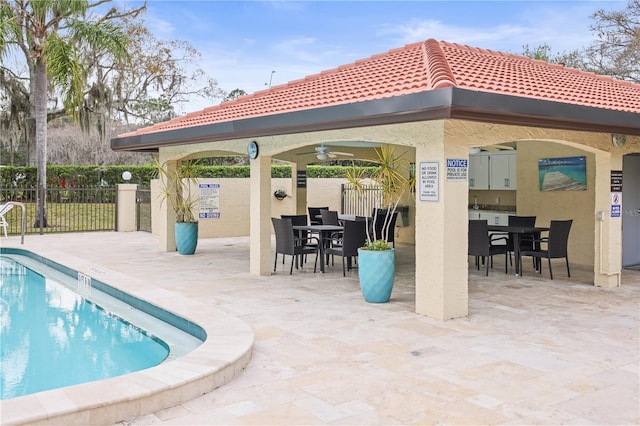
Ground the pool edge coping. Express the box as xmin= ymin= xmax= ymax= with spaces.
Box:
xmin=0 ymin=244 xmax=255 ymax=426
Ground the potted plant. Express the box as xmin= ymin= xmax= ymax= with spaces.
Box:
xmin=347 ymin=145 xmax=414 ymax=302
xmin=153 ymin=157 xmax=200 ymax=255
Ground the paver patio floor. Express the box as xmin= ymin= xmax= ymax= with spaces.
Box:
xmin=2 ymin=232 xmax=638 ymax=425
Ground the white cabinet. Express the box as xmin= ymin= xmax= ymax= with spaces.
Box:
xmin=489 ymin=152 xmax=517 ymax=190
xmin=479 ymin=211 xmax=509 ymax=226
xmin=469 ymin=152 xmax=517 ymax=190
xmin=468 ymin=210 xmax=510 ymax=225
xmin=469 ymin=154 xmax=489 ymax=189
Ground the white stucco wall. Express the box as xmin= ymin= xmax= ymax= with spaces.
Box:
xmin=146 ymin=118 xmax=636 ymax=319
xmin=150 ymin=176 xmax=415 ymax=242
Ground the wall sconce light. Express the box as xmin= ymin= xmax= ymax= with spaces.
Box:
xmin=273 ymin=189 xmax=288 ymax=200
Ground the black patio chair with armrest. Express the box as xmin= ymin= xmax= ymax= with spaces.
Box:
xmin=308 ymin=207 xmax=329 ymax=225
xmin=519 ymin=219 xmax=572 ymax=280
xmin=320 ymin=210 xmax=344 ymax=265
xmin=323 ymin=220 xmax=367 ymax=276
xmin=320 ymin=210 xmax=340 ymax=226
xmin=281 ymin=214 xmax=309 ymax=238
xmin=507 ymin=215 xmax=537 ymax=266
xmin=281 ymin=214 xmax=313 ymax=265
xmin=271 ymin=217 xmax=319 ymax=274
xmin=468 ymin=220 xmax=509 ymax=276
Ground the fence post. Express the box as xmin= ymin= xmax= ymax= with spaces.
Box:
xmin=117 ymin=183 xmax=138 ymax=232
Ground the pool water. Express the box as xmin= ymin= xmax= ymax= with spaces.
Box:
xmin=0 ymin=255 xmax=180 ymax=400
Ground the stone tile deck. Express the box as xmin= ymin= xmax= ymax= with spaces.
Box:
xmin=1 ymin=232 xmax=638 ymax=425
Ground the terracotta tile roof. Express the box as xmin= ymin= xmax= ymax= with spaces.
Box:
xmin=122 ymin=39 xmax=640 ymax=137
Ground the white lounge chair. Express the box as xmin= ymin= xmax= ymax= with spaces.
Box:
xmin=0 ymin=203 xmax=15 ymax=237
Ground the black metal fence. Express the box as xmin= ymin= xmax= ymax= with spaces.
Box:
xmin=0 ymin=187 xmax=117 ymax=235
xmin=2 ymin=184 xmax=376 ymax=236
xmin=136 ymin=187 xmax=152 ymax=233
xmin=341 ymin=183 xmax=383 ymax=216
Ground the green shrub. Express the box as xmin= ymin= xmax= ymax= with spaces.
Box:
xmin=0 ymin=164 xmax=381 ymax=188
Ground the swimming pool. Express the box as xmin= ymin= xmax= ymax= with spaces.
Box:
xmin=0 ymin=244 xmax=253 ymax=426
xmin=0 ymin=254 xmax=196 ymax=399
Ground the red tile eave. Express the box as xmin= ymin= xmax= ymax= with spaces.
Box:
xmin=117 ymin=39 xmax=640 ymax=140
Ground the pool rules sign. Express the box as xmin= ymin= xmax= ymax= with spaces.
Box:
xmin=419 ymin=162 xmax=439 ymax=201
xmin=199 ymin=183 xmax=221 ymax=219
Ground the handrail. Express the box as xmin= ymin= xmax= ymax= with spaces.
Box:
xmin=6 ymin=201 xmax=26 ymax=244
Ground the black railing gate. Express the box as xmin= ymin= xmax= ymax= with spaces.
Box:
xmin=136 ymin=187 xmax=152 ymax=232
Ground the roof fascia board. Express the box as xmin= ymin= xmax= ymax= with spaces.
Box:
xmin=450 ymin=88 xmax=640 ymax=134
xmin=110 ymin=90 xmax=454 ymax=151
xmin=111 ymin=88 xmax=640 ymax=152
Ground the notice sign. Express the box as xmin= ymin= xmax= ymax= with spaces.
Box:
xmin=446 ymin=158 xmax=468 ymax=181
xmin=611 ymin=192 xmax=622 ymax=218
xmin=199 ymin=183 xmax=221 ymax=219
xmin=419 ymin=161 xmax=439 ymax=202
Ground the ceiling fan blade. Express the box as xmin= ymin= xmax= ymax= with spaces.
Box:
xmin=297 ymin=145 xmax=354 ymax=158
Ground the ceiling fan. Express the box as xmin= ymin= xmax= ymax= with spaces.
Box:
xmin=298 ymin=144 xmax=354 ymax=160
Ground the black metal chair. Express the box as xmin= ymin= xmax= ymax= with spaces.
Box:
xmin=281 ymin=214 xmax=309 ymax=239
xmin=324 ymin=220 xmax=367 ymax=276
xmin=318 ymin=210 xmax=344 ymax=265
xmin=468 ymin=220 xmax=509 ymax=276
xmin=507 ymin=215 xmax=537 ymax=266
xmin=519 ymin=220 xmax=572 ymax=279
xmin=308 ymin=207 xmax=329 ymax=225
xmin=320 ymin=210 xmax=340 ymax=226
xmin=271 ymin=217 xmax=319 ymax=274
xmin=281 ymin=214 xmax=313 ymax=264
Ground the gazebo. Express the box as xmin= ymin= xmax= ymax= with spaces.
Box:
xmin=111 ymin=39 xmax=640 ymax=320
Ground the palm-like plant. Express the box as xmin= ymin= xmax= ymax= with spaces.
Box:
xmin=347 ymin=145 xmax=414 ymax=250
xmin=0 ymin=0 xmax=131 ymax=227
xmin=153 ymin=158 xmax=200 ymax=223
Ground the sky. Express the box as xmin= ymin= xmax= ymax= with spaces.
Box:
xmin=120 ymin=0 xmax=627 ymax=114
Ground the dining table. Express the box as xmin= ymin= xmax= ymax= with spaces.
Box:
xmin=487 ymin=224 xmax=550 ymax=275
xmin=293 ymin=224 xmax=344 ymax=273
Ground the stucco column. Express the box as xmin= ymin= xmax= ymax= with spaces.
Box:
xmin=414 ymin=135 xmax=469 ymax=320
xmin=159 ymin=159 xmax=177 ymax=252
xmin=250 ymin=155 xmax=273 ymax=275
xmin=593 ymin=151 xmax=623 ymax=287
xmin=116 ymin=183 xmax=138 ymax=232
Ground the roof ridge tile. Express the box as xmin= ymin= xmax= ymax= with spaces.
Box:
xmin=423 ymin=39 xmax=457 ymax=88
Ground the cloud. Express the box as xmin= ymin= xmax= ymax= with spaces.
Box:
xmin=384 ymin=19 xmax=526 ymax=47
xmin=273 ymin=37 xmax=322 ymax=63
xmin=145 ymin=14 xmax=175 ymax=38
xmin=379 ymin=3 xmax=597 ymax=55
